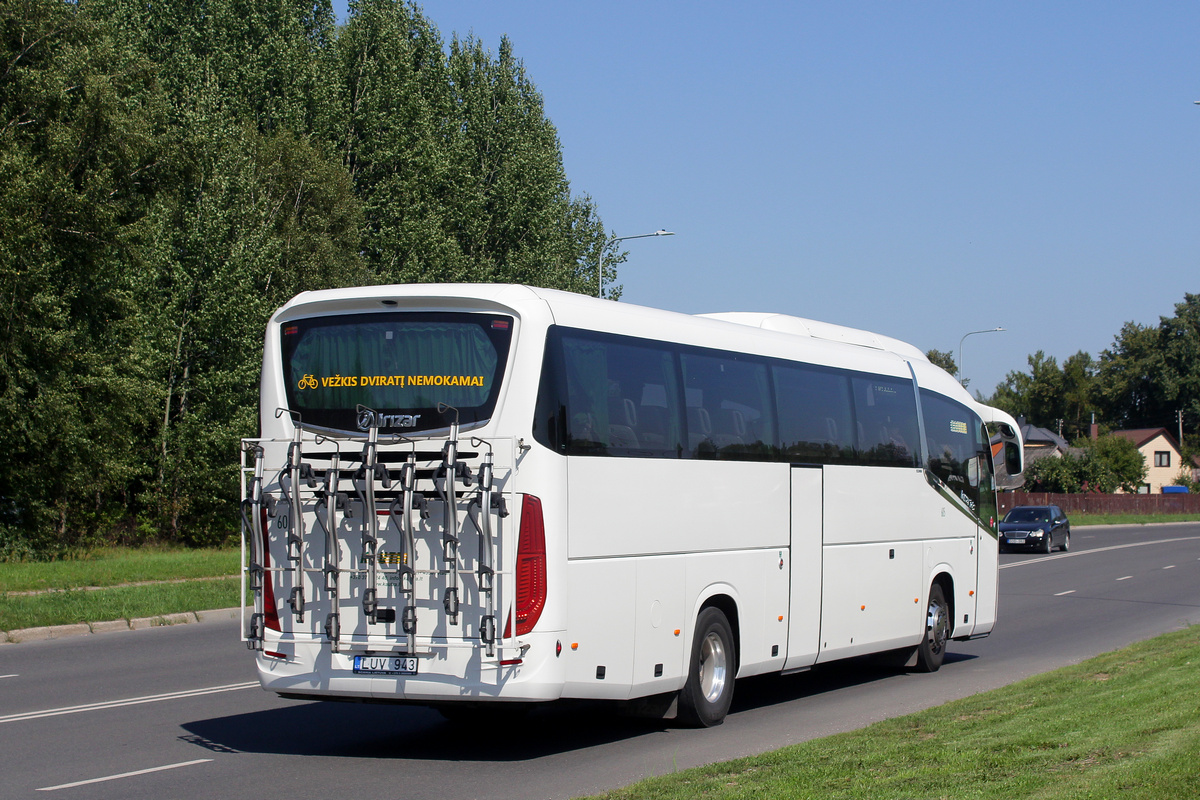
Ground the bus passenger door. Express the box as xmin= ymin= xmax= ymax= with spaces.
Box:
xmin=784 ymin=465 xmax=823 ymax=671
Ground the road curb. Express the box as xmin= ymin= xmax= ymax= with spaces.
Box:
xmin=1 ymin=607 xmax=245 ymax=645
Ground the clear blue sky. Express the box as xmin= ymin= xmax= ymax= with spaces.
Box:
xmin=333 ymin=1 xmax=1199 ymax=399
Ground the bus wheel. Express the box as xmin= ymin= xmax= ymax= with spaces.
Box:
xmin=915 ymin=584 xmax=949 ymax=673
xmin=677 ymin=607 xmax=736 ymax=727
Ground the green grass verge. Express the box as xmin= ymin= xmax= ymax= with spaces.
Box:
xmin=0 ymin=546 xmax=240 ymax=593
xmin=592 ymin=626 xmax=1200 ymax=800
xmin=1072 ymin=513 xmax=1200 ymax=526
xmin=0 ymin=577 xmax=243 ymax=631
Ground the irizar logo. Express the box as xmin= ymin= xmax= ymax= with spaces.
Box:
xmin=357 ymin=409 xmax=421 ymax=430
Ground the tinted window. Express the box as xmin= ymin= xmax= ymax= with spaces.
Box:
xmin=282 ymin=312 xmax=512 ymax=433
xmin=681 ymin=351 xmax=773 ymax=459
xmin=1004 ymin=507 xmax=1050 ymax=523
xmin=921 ymin=389 xmax=992 ymax=518
xmin=773 ymin=362 xmax=855 ymax=463
xmin=534 ymin=325 xmax=923 ymax=470
xmin=852 ymin=375 xmax=920 ymax=467
xmin=535 ymin=329 xmax=683 ymax=457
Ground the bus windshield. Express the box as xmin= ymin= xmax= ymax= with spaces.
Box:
xmin=280 ymin=311 xmax=513 ymax=434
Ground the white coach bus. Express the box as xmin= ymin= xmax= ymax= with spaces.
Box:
xmin=241 ymin=283 xmax=1023 ymax=726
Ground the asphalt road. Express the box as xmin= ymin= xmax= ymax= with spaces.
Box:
xmin=2 ymin=523 xmax=1198 ymax=800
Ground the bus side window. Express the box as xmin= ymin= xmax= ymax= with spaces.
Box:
xmin=636 ymin=383 xmax=671 ymax=449
xmin=773 ymin=362 xmax=855 ymax=464
xmin=680 ymin=352 xmax=772 ymax=460
xmin=851 ymin=375 xmax=920 ymax=467
xmin=558 ymin=331 xmax=682 ymax=458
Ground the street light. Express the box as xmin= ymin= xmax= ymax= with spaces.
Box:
xmin=598 ymin=230 xmax=675 ymax=298
xmin=958 ymin=327 xmax=1005 ymax=386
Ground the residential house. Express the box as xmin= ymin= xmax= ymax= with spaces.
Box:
xmin=1016 ymin=416 xmax=1072 ymax=465
xmin=1111 ymin=428 xmax=1184 ymax=494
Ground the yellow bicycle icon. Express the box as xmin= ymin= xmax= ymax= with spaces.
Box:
xmin=297 ymin=374 xmax=319 ymax=390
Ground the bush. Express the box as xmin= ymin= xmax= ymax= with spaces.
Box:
xmin=1026 ymin=434 xmax=1148 ymax=493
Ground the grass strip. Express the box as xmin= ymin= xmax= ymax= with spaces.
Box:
xmin=0 ymin=546 xmax=240 ymax=593
xmin=1 ymin=577 xmax=243 ymax=632
xmin=1072 ymin=513 xmax=1200 ymax=526
xmin=593 ymin=626 xmax=1200 ymax=800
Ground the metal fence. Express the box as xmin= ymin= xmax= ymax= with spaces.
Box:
xmin=999 ymin=491 xmax=1200 ymax=517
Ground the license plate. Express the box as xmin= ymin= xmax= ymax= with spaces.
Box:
xmin=353 ymin=655 xmax=418 ymax=675
xmin=1007 ymin=539 xmax=1025 ymax=545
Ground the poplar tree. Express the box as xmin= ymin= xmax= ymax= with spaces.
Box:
xmin=0 ymin=0 xmax=164 ymax=552
xmin=1 ymin=0 xmax=616 ymax=553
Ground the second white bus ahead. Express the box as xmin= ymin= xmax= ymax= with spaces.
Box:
xmin=241 ymin=284 xmax=1023 ymax=726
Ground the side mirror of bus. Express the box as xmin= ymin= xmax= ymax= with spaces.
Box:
xmin=990 ymin=422 xmax=1024 ymax=490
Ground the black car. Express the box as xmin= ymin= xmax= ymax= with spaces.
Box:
xmin=999 ymin=505 xmax=1070 ymax=553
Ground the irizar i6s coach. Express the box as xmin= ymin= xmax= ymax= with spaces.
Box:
xmin=240 ymin=284 xmax=1024 ymax=727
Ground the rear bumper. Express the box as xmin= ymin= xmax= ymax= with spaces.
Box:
xmin=255 ymin=632 xmax=566 ymax=703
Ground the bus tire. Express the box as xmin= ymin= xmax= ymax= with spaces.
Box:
xmin=677 ymin=607 xmax=736 ymax=727
xmin=914 ymin=583 xmax=949 ymax=673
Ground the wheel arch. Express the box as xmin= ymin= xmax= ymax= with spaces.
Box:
xmin=930 ymin=570 xmax=955 ymax=637
xmin=694 ymin=589 xmax=741 ymax=676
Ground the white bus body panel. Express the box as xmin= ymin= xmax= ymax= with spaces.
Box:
xmin=566 ymin=459 xmax=790 ymax=559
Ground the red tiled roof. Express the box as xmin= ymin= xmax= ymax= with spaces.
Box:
xmin=1112 ymin=428 xmax=1180 ymax=451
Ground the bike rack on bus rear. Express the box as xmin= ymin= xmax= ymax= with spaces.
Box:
xmin=239 ymin=409 xmax=520 ymax=663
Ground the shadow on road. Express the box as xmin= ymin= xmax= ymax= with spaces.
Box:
xmin=180 ymin=653 xmax=976 ymax=761
xmin=181 ymin=699 xmax=662 ymax=761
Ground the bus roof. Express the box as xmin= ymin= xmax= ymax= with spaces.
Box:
xmin=697 ymin=312 xmax=929 ymax=362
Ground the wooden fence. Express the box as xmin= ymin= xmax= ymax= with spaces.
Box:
xmin=998 ymin=491 xmax=1200 ymax=517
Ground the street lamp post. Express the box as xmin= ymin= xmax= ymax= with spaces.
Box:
xmin=958 ymin=327 xmax=1005 ymax=387
xmin=599 ymin=230 xmax=675 ymax=298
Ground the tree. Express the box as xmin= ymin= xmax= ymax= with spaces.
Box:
xmin=325 ymin=0 xmax=459 ymax=282
xmin=0 ymin=0 xmax=166 ymax=554
xmin=135 ymin=118 xmax=365 ymax=543
xmin=2 ymin=0 xmax=617 ymax=554
xmin=1092 ymin=295 xmax=1200 ymax=441
xmin=989 ymin=349 xmax=1096 ymax=441
xmin=1060 ymin=351 xmax=1097 ymax=440
xmin=324 ymin=3 xmax=609 ymax=292
xmin=1025 ymin=434 xmax=1146 ymax=494
xmin=97 ymin=0 xmax=337 ymax=137
xmin=1081 ymin=434 xmax=1147 ymax=493
xmin=445 ymin=34 xmax=607 ymax=294
xmin=1156 ymin=294 xmax=1200 ymax=440
xmin=1094 ymin=321 xmax=1162 ymax=431
xmin=990 ymin=350 xmax=1062 ymax=427
xmin=1025 ymin=453 xmax=1086 ymax=494
xmin=925 ymin=349 xmax=957 ymax=378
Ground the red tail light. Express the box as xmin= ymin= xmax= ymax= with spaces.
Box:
xmin=505 ymin=494 xmax=547 ymax=637
xmin=260 ymin=509 xmax=281 ymax=632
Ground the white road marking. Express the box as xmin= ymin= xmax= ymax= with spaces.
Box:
xmin=37 ymin=759 xmax=212 ymax=791
xmin=1001 ymin=536 xmax=1200 ymax=569
xmin=1164 ymin=565 xmax=1176 ymax=569
xmin=0 ymin=674 xmax=18 ymax=679
xmin=1117 ymin=576 xmax=1133 ymax=581
xmin=0 ymin=681 xmax=258 ymax=725
xmin=1054 ymin=590 xmax=1076 ymax=596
